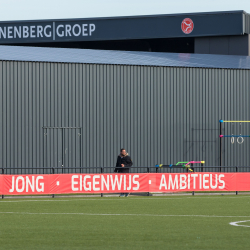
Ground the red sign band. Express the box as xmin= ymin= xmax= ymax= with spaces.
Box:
xmin=0 ymin=173 xmax=249 ymax=195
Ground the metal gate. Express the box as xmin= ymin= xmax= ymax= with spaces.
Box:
xmin=43 ymin=127 xmax=81 ymax=173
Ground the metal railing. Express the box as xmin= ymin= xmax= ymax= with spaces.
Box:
xmin=1 ymin=166 xmax=153 ymax=175
xmin=2 ymin=166 xmax=250 ymax=175
xmin=154 ymin=165 xmax=250 ymax=173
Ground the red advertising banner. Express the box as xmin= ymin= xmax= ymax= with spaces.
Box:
xmin=0 ymin=173 xmax=250 ymax=195
xmin=0 ymin=175 xmax=3 ymax=194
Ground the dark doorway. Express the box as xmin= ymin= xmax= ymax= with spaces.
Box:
xmin=43 ymin=127 xmax=81 ymax=173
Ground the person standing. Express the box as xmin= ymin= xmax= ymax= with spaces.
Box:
xmin=114 ymin=148 xmax=133 ymax=197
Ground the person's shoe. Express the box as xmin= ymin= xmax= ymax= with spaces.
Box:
xmin=119 ymin=193 xmax=125 ymax=197
xmin=125 ymin=193 xmax=129 ymax=197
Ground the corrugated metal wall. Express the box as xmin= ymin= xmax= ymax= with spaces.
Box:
xmin=0 ymin=61 xmax=250 ymax=173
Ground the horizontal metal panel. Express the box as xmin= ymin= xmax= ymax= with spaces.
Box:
xmin=0 ymin=11 xmax=247 ymax=45
xmin=1 ymin=45 xmax=250 ymax=69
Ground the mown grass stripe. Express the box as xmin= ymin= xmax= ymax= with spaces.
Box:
xmin=1 ymin=211 xmax=250 ymax=218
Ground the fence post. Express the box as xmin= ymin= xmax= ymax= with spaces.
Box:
xmin=191 ymin=163 xmax=195 ymax=196
xmin=236 ymin=166 xmax=238 ymax=195
xmin=147 ymin=167 xmax=150 ymax=196
xmin=100 ymin=167 xmax=103 ymax=197
xmin=220 ymin=121 xmax=223 ymax=167
xmin=52 ymin=168 xmax=55 ymax=198
xmin=1 ymin=168 xmax=4 ymax=199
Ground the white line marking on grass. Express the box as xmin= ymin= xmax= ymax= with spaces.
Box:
xmin=1 ymin=211 xmax=250 ymax=218
xmin=230 ymin=220 xmax=250 ymax=227
xmin=0 ymin=197 xmax=198 ymax=203
xmin=0 ymin=199 xmax=79 ymax=203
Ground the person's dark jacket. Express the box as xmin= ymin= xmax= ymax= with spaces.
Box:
xmin=114 ymin=153 xmax=133 ymax=173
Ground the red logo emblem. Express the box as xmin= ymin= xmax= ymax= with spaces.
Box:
xmin=181 ymin=18 xmax=194 ymax=34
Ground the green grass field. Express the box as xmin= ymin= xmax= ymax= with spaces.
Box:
xmin=0 ymin=195 xmax=250 ymax=249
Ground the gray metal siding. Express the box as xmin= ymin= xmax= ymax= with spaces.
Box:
xmin=0 ymin=61 xmax=250 ymax=174
xmin=244 ymin=13 xmax=250 ymax=34
xmin=195 ymin=35 xmax=250 ymax=56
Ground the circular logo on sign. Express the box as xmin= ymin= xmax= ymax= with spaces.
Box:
xmin=181 ymin=18 xmax=194 ymax=34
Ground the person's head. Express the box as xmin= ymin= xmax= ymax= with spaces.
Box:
xmin=120 ymin=148 xmax=126 ymax=156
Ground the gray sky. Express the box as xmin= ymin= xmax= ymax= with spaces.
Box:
xmin=0 ymin=0 xmax=250 ymax=21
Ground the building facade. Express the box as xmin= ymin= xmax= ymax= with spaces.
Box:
xmin=0 ymin=10 xmax=250 ymax=55
xmin=0 ymin=46 xmax=250 ymax=173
